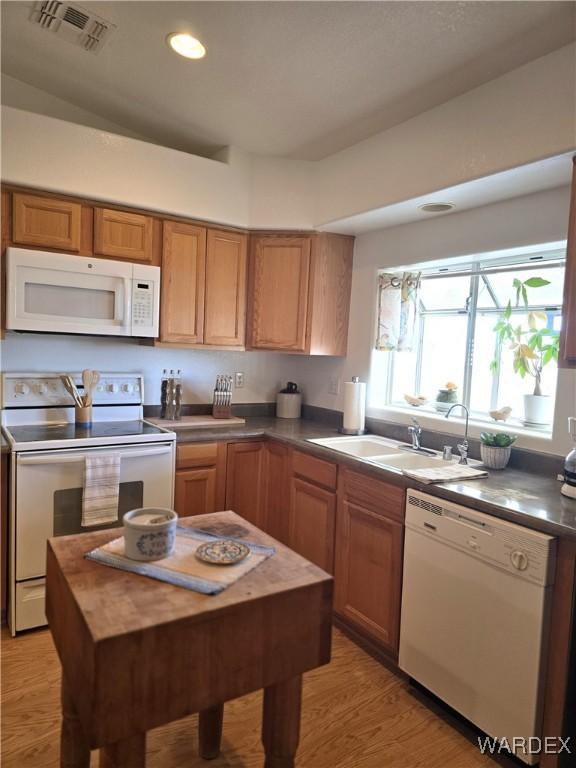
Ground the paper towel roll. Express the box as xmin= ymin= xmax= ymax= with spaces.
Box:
xmin=343 ymin=377 xmax=366 ymax=432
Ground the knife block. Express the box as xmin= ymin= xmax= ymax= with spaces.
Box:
xmin=212 ymin=389 xmax=232 ymax=419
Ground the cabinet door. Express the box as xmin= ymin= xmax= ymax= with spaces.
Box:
xmin=12 ymin=193 xmax=82 ymax=252
xmin=264 ymin=441 xmax=290 ymax=543
xmin=225 ymin=441 xmax=265 ymax=528
xmin=335 ymin=500 xmax=403 ymax=653
xmin=175 ymin=467 xmax=217 ymax=517
xmin=249 ymin=236 xmax=311 ymax=351
xmin=94 ymin=208 xmax=154 ymax=262
xmin=289 ymin=477 xmax=336 ymax=573
xmin=561 ymin=156 xmax=576 ymax=366
xmin=160 ymin=221 xmax=206 ymax=343
xmin=204 ymin=229 xmax=247 ymax=346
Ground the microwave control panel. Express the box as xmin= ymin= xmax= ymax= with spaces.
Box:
xmin=132 ymin=281 xmax=154 ymax=328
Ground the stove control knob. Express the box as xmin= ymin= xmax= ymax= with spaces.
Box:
xmin=36 ymin=383 xmax=48 ymax=395
xmin=96 ymin=384 xmax=105 ymax=392
xmin=510 ymin=550 xmax=529 ymax=571
xmin=107 ymin=383 xmax=119 ymax=394
xmin=14 ymin=382 xmax=30 ymax=396
xmin=122 ymin=383 xmax=133 ymax=394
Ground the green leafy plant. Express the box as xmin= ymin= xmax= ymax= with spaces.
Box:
xmin=490 ymin=276 xmax=560 ymax=396
xmin=480 ymin=432 xmax=517 ymax=448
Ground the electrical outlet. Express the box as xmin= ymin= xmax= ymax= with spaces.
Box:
xmin=328 ymin=376 xmax=340 ymax=395
xmin=235 ymin=372 xmax=244 ymax=388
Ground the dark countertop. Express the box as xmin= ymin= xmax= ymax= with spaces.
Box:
xmin=174 ymin=417 xmax=576 ymax=540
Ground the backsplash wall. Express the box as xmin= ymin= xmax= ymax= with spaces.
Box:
xmin=0 ymin=332 xmax=303 ymax=406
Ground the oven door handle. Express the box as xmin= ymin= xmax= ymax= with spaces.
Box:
xmin=17 ymin=445 xmax=174 ymax=465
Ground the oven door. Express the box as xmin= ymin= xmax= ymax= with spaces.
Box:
xmin=6 ymin=248 xmax=133 ymax=336
xmin=14 ymin=442 xmax=175 ymax=582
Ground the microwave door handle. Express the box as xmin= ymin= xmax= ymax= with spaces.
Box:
xmin=122 ymin=277 xmax=133 ymax=331
xmin=17 ymin=446 xmax=173 ymax=465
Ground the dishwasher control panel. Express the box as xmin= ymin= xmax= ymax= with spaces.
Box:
xmin=406 ymin=490 xmax=556 ymax=586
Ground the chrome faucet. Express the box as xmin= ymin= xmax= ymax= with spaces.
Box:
xmin=408 ymin=418 xmax=422 ymax=451
xmin=445 ymin=403 xmax=470 ymax=465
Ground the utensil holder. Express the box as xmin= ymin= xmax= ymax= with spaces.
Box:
xmin=75 ymin=404 xmax=93 ymax=427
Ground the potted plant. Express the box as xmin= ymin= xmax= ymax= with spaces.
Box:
xmin=491 ymin=276 xmax=560 ymax=426
xmin=480 ymin=432 xmax=517 ymax=469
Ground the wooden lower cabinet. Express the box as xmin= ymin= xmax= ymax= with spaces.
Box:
xmin=289 ymin=477 xmax=336 ymax=573
xmin=225 ymin=441 xmax=266 ymax=528
xmin=335 ymin=471 xmax=405 ymax=655
xmin=175 ymin=467 xmax=218 ymax=517
xmin=263 ymin=441 xmax=291 ymax=543
xmin=174 ymin=442 xmax=225 ymax=517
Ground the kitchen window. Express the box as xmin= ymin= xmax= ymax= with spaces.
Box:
xmin=371 ymin=245 xmax=566 ymax=431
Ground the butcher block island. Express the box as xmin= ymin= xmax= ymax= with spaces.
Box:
xmin=46 ymin=511 xmax=333 ymax=768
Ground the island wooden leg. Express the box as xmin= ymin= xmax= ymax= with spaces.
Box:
xmin=199 ymin=703 xmax=224 ymax=759
xmin=99 ymin=734 xmax=146 ymax=768
xmin=262 ymin=675 xmax=303 ymax=768
xmin=61 ymin=676 xmax=90 ymax=768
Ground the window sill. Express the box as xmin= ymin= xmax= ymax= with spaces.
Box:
xmin=366 ymin=404 xmax=555 ymax=450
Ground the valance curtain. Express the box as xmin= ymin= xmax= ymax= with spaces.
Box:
xmin=375 ymin=271 xmax=421 ymax=351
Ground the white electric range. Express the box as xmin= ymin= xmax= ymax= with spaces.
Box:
xmin=1 ymin=372 xmax=176 ymax=635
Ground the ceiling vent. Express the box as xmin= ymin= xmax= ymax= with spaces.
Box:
xmin=31 ymin=1 xmax=116 ymax=54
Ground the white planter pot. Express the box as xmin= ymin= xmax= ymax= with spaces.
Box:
xmin=480 ymin=444 xmax=512 ymax=470
xmin=523 ymin=394 xmax=553 ymax=426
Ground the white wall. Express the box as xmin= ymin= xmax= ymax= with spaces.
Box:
xmin=2 ymin=44 xmax=574 ymax=230
xmin=1 ymin=74 xmax=151 ymax=143
xmin=0 ymin=333 xmax=300 ymax=406
xmin=314 ymin=44 xmax=576 ymax=226
xmin=293 ymin=185 xmax=575 ymax=456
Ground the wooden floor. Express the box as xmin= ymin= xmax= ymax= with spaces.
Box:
xmin=1 ymin=627 xmax=503 ymax=768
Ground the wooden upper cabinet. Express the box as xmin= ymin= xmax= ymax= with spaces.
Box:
xmin=94 ymin=207 xmax=154 ymax=262
xmin=247 ymin=232 xmax=353 ymax=355
xmin=560 ymin=156 xmax=576 ymax=367
xmin=249 ymin=235 xmax=311 ymax=351
xmin=204 ymin=229 xmax=247 ymax=346
xmin=12 ymin=193 xmax=82 ymax=252
xmin=160 ymin=221 xmax=206 ymax=343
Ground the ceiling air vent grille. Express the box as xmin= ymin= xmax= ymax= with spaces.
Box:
xmin=31 ymin=1 xmax=116 ymax=54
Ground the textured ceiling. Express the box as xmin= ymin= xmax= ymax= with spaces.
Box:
xmin=2 ymin=1 xmax=575 ymax=159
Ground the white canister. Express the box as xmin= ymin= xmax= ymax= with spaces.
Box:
xmin=123 ymin=507 xmax=178 ymax=561
xmin=276 ymin=392 xmax=302 ymax=419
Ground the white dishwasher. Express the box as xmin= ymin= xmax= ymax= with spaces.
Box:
xmin=399 ymin=490 xmax=556 ymax=765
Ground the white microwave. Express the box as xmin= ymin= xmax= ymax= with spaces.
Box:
xmin=6 ymin=248 xmax=160 ymax=337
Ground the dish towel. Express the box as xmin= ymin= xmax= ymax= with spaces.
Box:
xmin=82 ymin=452 xmax=121 ymax=527
xmin=86 ymin=527 xmax=276 ymax=595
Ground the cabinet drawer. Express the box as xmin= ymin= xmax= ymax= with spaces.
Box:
xmin=176 ymin=442 xmax=219 ymax=469
xmin=292 ymin=450 xmax=337 ymax=490
xmin=341 ymin=469 xmax=405 ymax=523
xmin=94 ymin=208 xmax=154 ymax=262
xmin=12 ymin=193 xmax=82 ymax=252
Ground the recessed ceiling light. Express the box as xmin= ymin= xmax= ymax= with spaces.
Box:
xmin=167 ymin=33 xmax=206 ymax=60
xmin=418 ymin=202 xmax=456 ymax=213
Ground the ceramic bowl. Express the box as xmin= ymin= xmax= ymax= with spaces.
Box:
xmin=123 ymin=507 xmax=178 ymax=561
